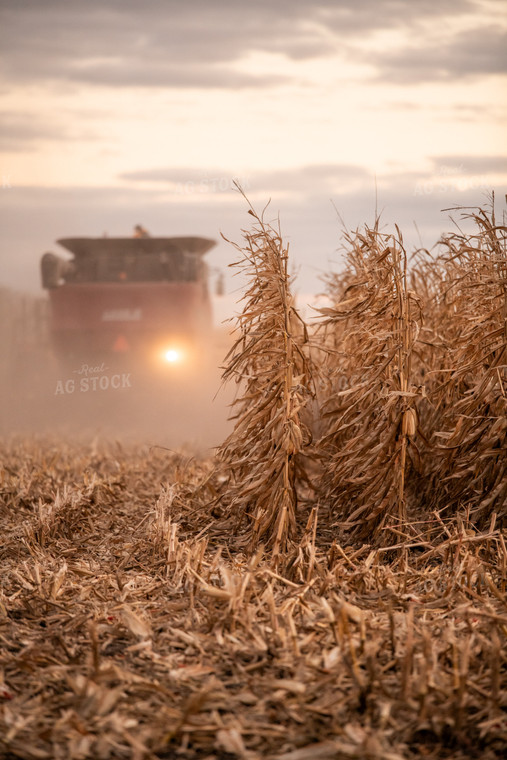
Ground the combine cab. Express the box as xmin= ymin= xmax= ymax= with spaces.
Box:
xmin=41 ymin=235 xmax=216 ymax=368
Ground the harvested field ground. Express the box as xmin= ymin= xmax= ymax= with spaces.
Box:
xmin=1 ymin=438 xmax=506 ymax=760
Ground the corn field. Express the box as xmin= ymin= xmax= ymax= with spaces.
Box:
xmin=215 ymin=195 xmax=506 ymax=555
xmin=0 ymin=198 xmax=506 ymax=759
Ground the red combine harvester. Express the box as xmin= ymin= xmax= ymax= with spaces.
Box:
xmin=41 ymin=235 xmax=216 ymax=369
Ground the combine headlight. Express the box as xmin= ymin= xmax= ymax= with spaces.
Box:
xmin=164 ymin=348 xmax=181 ymax=363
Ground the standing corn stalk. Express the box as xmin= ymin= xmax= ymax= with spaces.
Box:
xmin=317 ymin=222 xmax=422 ymax=543
xmin=423 ymin=202 xmax=507 ymax=525
xmin=216 ymin=192 xmax=312 ymax=558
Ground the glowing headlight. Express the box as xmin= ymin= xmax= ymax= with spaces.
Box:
xmin=164 ymin=349 xmax=181 ymax=363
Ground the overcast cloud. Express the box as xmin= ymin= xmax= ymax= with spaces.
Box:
xmin=370 ymin=26 xmax=507 ymax=83
xmin=1 ymin=0 xmax=502 ymax=89
xmin=0 ymin=111 xmax=101 ymax=151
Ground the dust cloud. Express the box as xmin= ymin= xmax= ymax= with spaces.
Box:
xmin=0 ymin=288 xmax=234 ymax=453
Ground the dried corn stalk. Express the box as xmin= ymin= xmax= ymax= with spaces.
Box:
xmin=317 ymin=221 xmax=422 ymax=542
xmin=216 ymin=193 xmax=313 ymax=557
xmin=424 ymin=202 xmax=507 ymax=524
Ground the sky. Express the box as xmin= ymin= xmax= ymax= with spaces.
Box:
xmin=0 ymin=0 xmax=506 ymax=313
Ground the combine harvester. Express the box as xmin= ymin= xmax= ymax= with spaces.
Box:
xmin=40 ymin=233 xmax=216 ymax=372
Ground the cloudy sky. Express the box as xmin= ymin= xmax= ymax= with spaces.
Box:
xmin=0 ymin=0 xmax=506 ymax=307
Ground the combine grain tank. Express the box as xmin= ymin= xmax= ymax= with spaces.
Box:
xmin=41 ymin=236 xmax=216 ymax=367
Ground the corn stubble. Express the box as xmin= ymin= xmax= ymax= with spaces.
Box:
xmin=1 ymin=437 xmax=505 ymax=759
